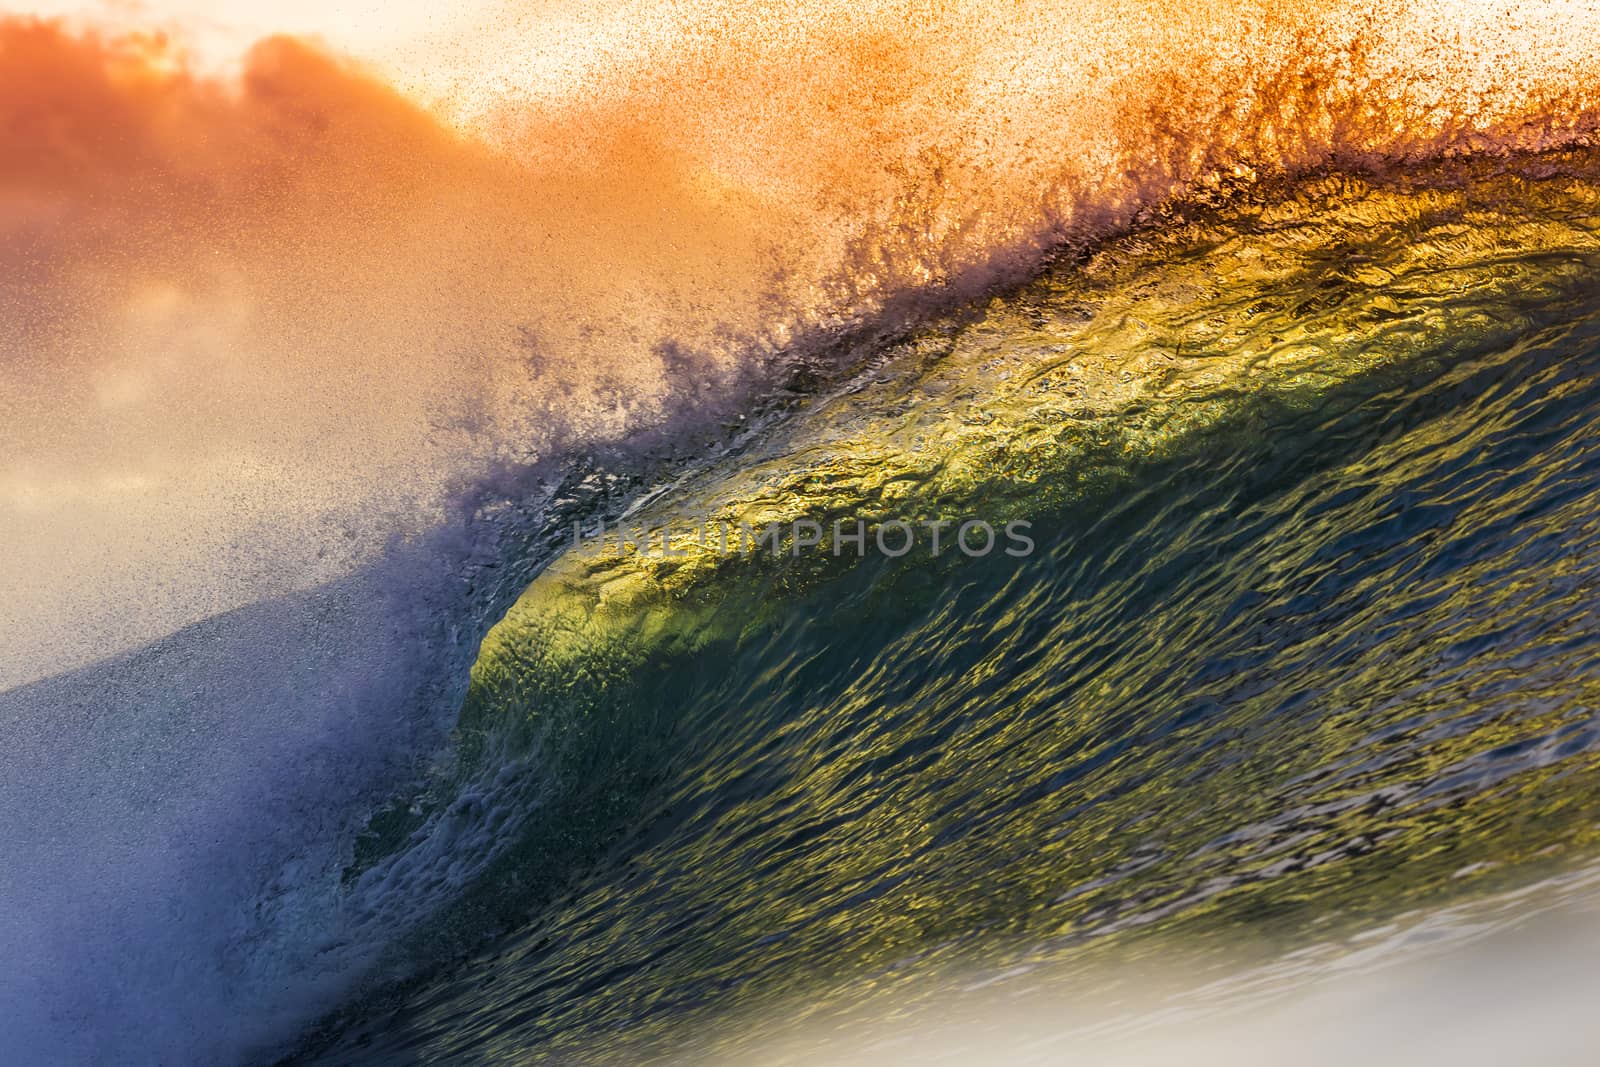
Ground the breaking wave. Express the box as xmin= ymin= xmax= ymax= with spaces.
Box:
xmin=5 ymin=3 xmax=1600 ymax=1063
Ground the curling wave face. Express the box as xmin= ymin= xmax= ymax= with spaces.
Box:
xmin=295 ymin=151 xmax=1600 ymax=1062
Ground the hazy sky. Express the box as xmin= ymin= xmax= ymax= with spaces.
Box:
xmin=0 ymin=0 xmax=657 ymax=116
xmin=1 ymin=0 xmax=473 ymax=59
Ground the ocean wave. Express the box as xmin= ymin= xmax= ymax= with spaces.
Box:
xmin=7 ymin=4 xmax=1600 ymax=1063
xmin=293 ymin=148 xmax=1600 ymax=1062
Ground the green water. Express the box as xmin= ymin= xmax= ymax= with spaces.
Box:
xmin=301 ymin=150 xmax=1600 ymax=1063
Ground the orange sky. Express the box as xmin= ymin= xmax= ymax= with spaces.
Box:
xmin=0 ymin=0 xmax=492 ymax=94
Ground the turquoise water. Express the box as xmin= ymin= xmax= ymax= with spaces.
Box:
xmin=287 ymin=151 xmax=1600 ymax=1062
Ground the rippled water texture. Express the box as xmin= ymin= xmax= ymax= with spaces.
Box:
xmin=295 ymin=153 xmax=1600 ymax=1062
